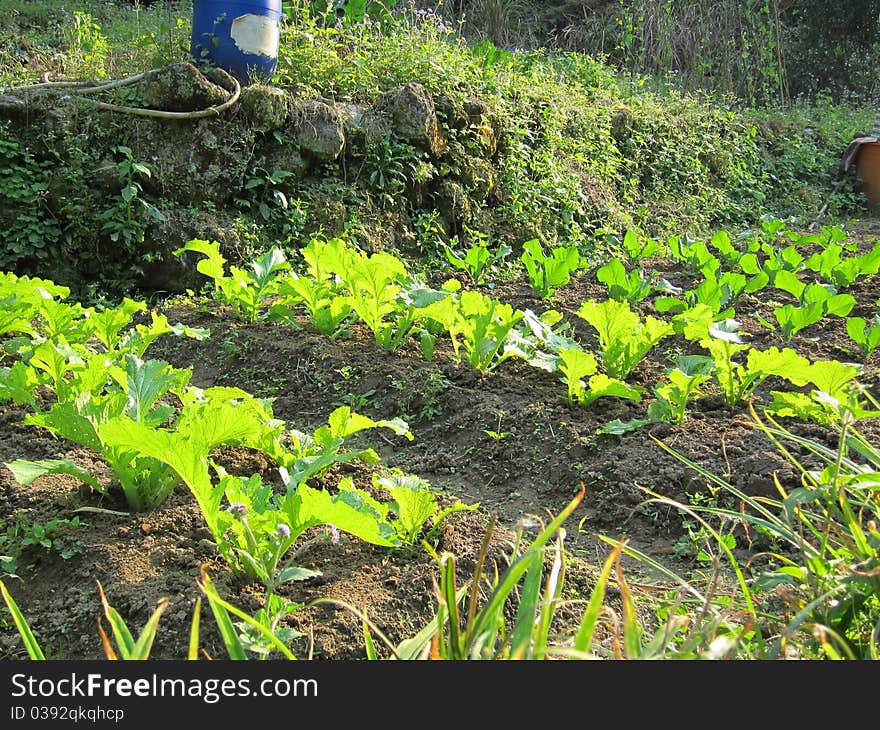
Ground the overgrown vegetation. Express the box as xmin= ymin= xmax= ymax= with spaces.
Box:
xmin=0 ymin=1 xmax=874 ymax=302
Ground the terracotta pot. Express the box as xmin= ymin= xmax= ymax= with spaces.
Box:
xmin=857 ymin=141 xmax=880 ymax=207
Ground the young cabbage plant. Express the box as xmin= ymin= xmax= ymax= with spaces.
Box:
xmin=772 ymin=270 xmax=856 ymax=340
xmin=738 ymin=242 xmax=805 ymax=289
xmin=335 ymin=249 xmax=446 ymax=352
xmin=576 ymin=299 xmax=673 ymax=379
xmin=804 ymin=239 xmax=880 ymax=290
xmin=655 ymin=271 xmax=746 ymax=319
xmin=373 ymin=470 xmax=478 ymax=545
xmin=217 ymin=471 xmax=395 ymax=589
xmin=505 ymin=308 xmax=581 ymax=373
xmin=376 ymin=280 xmax=449 ymax=354
xmin=555 ymin=347 xmax=642 ymax=407
xmin=19 ymin=355 xmax=194 ymax=511
xmin=698 ymin=320 xmax=811 ymax=406
xmin=96 ymin=395 xmax=281 ymax=533
xmin=595 ymin=258 xmax=653 ymax=303
xmin=269 ymin=236 xmax=358 ymax=335
xmin=339 ymin=249 xmax=408 ymax=347
xmin=598 ymin=357 xmax=711 ymax=434
xmin=174 ymin=240 xmax=290 ymax=322
xmin=845 ymin=315 xmax=880 ymax=358
xmin=618 ymin=228 xmax=660 ymax=262
xmin=765 ymin=360 xmax=872 ymax=426
xmin=0 ymin=272 xmax=70 ymax=340
xmin=520 ymin=239 xmax=586 ymax=299
xmin=706 ymin=229 xmax=744 ymax=268
xmin=422 ymin=286 xmax=525 ymax=373
xmin=272 ymin=273 xmax=354 ymax=336
xmin=271 ymin=405 xmax=413 ymax=489
xmin=444 ymin=238 xmax=511 ymax=286
xmin=666 ymin=235 xmax=720 ymax=278
xmin=646 ymin=360 xmax=712 ymax=425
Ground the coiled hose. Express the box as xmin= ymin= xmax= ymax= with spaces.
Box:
xmin=5 ymin=70 xmax=240 ymax=119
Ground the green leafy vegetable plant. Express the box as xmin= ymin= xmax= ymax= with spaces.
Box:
xmin=772 ymin=270 xmax=856 ymax=340
xmin=373 ymin=470 xmax=478 ymax=545
xmin=845 ymin=315 xmax=880 ymax=358
xmin=555 ymin=347 xmax=643 ymax=406
xmin=698 ymin=321 xmax=810 ymax=406
xmin=596 ymin=258 xmax=653 ymax=303
xmin=600 ymin=357 xmax=712 ymax=434
xmin=444 ymin=234 xmax=511 ymax=286
xmin=174 ymin=240 xmax=291 ymax=323
xmin=422 ymin=285 xmax=525 ymax=373
xmin=520 ymin=239 xmax=586 ymax=299
xmin=576 ymin=299 xmax=673 ymax=379
xmin=804 ymin=239 xmax=880 ymax=289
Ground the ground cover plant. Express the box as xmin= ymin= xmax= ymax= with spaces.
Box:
xmin=0 ymin=1 xmax=879 ymax=662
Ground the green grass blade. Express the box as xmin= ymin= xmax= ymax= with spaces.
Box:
xmin=441 ymin=554 xmax=463 ymax=659
xmin=130 ymin=598 xmax=170 ymax=660
xmin=97 ymin=581 xmax=136 ymax=659
xmin=534 ymin=531 xmax=566 ymax=660
xmin=393 ymin=580 xmax=469 ymax=660
xmin=509 ymin=550 xmax=545 ymax=659
xmin=188 ymin=598 xmax=202 ymax=660
xmin=197 ymin=570 xmax=249 ymax=660
xmin=573 ymin=541 xmax=624 ymax=654
xmin=0 ymin=578 xmax=45 ymax=660
xmin=468 ymin=486 xmax=585 ymax=645
xmin=362 ymin=617 xmax=378 ymax=660
xmin=617 ymin=555 xmax=641 ymax=659
xmin=466 ymin=513 xmax=496 ymax=631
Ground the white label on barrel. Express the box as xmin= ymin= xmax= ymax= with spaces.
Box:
xmin=230 ymin=14 xmax=279 ymax=57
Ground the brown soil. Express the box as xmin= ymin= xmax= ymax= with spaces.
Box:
xmin=1 ymin=221 xmax=879 ymax=661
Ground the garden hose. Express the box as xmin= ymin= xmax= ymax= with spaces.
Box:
xmin=4 ymin=69 xmax=241 ymax=120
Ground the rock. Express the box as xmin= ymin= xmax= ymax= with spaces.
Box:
xmin=382 ymin=83 xmax=445 ymax=156
xmin=463 ymin=97 xmax=499 ymax=155
xmin=238 ymin=84 xmax=290 ymax=132
xmin=139 ymin=207 xmax=245 ymax=292
xmin=434 ymin=180 xmax=472 ymax=227
xmin=0 ymin=94 xmax=28 ymax=120
xmin=336 ymin=101 xmax=389 ymax=152
xmin=253 ymin=144 xmax=309 ymax=186
xmin=435 ymin=93 xmax=469 ymax=130
xmin=610 ymin=108 xmax=634 ymax=142
xmin=138 ymin=62 xmax=229 ymax=112
xmin=129 ymin=116 xmax=256 ymax=204
xmin=205 ymin=67 xmax=238 ymax=94
xmin=460 ymin=157 xmax=495 ymax=200
xmin=291 ymin=100 xmax=345 ymax=162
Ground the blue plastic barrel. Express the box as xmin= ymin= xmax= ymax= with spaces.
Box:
xmin=191 ymin=0 xmax=282 ymax=84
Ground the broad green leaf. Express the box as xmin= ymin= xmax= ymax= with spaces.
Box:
xmin=747 ymin=346 xmax=811 ymax=386
xmin=7 ymin=458 xmax=104 ymax=494
xmin=250 ymin=246 xmax=290 ymax=289
xmin=284 ymin=482 xmax=399 ymax=547
xmin=378 ymin=473 xmax=438 ymax=543
xmin=174 ymin=239 xmax=227 ymax=282
xmin=806 ymin=360 xmax=860 ymax=396
xmin=124 ymin=356 xmax=184 ymax=423
xmin=0 ymin=361 xmax=40 ymax=405
xmin=24 ymin=401 xmax=104 ymax=452
xmin=581 ymin=374 xmax=643 ymax=405
xmin=277 ymin=566 xmax=322 ymax=585
xmin=99 ymin=416 xmax=223 ymax=535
